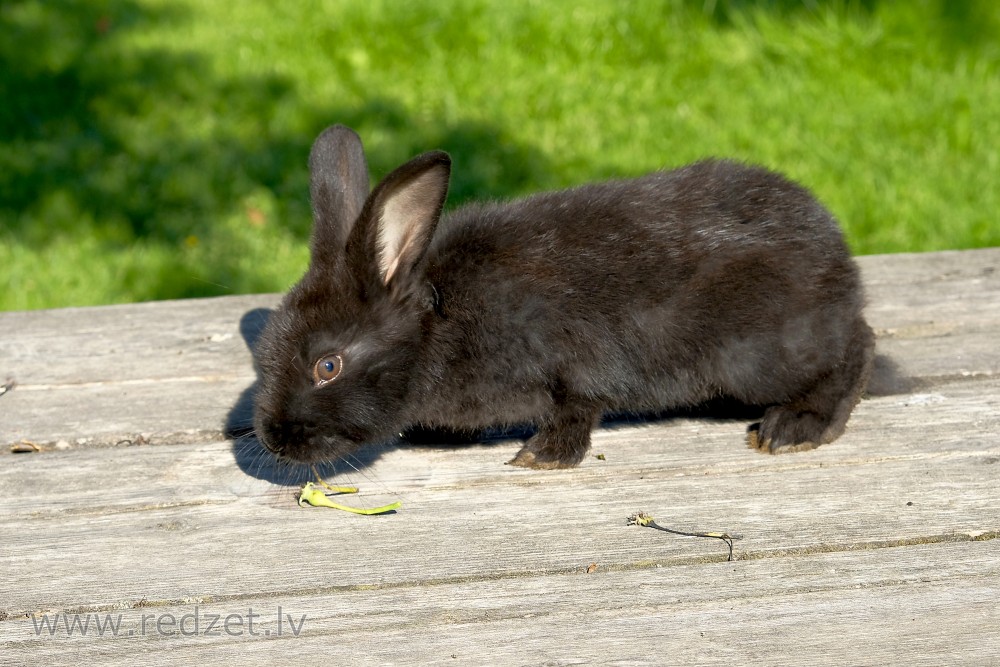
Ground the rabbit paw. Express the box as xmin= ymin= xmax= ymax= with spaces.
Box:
xmin=507 ymin=404 xmax=596 ymax=469
xmin=747 ymin=406 xmax=825 ymax=454
xmin=507 ymin=436 xmax=586 ymax=469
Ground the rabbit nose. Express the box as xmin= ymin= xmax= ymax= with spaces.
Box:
xmin=257 ymin=417 xmax=325 ymax=457
xmin=255 ymin=418 xmax=298 ymax=455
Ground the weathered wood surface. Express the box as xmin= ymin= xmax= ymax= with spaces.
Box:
xmin=1 ymin=248 xmax=999 ymax=665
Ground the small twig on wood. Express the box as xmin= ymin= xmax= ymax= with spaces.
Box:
xmin=115 ymin=434 xmax=151 ymax=447
xmin=627 ymin=512 xmax=743 ymax=561
xmin=10 ymin=440 xmax=40 ymax=454
xmin=0 ymin=378 xmax=16 ymax=398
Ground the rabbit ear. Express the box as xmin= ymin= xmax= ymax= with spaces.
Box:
xmin=354 ymin=151 xmax=451 ymax=288
xmin=308 ymin=125 xmax=370 ymax=266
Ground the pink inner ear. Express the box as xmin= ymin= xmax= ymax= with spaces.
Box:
xmin=376 ymin=166 xmax=447 ymax=285
xmin=382 ymin=255 xmax=402 ymax=285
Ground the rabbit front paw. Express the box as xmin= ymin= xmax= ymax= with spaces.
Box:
xmin=507 ymin=401 xmax=599 ymax=469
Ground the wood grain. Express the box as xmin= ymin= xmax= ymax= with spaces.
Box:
xmin=1 ymin=248 xmax=999 ymax=665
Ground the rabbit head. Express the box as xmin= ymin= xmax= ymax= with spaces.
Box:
xmin=252 ymin=126 xmax=450 ymax=464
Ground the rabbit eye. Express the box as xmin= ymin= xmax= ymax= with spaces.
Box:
xmin=312 ymin=354 xmax=343 ymax=386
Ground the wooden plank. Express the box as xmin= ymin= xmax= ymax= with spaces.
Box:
xmin=0 ymin=377 xmax=254 ymax=446
xmin=0 ymin=295 xmax=270 ymax=446
xmin=860 ymin=247 xmax=1000 ymax=391
xmin=0 ymin=295 xmax=274 ymax=384
xmin=2 ymin=542 xmax=997 ymax=665
xmin=857 ymin=246 xmax=999 ymax=286
xmin=5 ymin=373 xmax=999 ymax=511
xmin=3 ymin=249 xmax=1000 ymax=448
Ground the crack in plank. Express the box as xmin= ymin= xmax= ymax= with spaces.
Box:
xmin=6 ymin=531 xmax=997 ymax=620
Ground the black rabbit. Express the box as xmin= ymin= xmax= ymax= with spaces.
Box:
xmin=253 ymin=125 xmax=874 ymax=469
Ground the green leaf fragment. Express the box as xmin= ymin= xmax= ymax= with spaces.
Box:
xmin=297 ymin=482 xmax=401 ymax=515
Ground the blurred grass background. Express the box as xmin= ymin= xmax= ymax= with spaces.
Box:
xmin=2 ymin=0 xmax=998 ymax=310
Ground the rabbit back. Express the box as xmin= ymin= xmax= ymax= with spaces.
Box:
xmin=409 ymin=160 xmax=866 ymax=433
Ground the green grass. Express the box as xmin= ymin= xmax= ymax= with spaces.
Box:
xmin=2 ymin=0 xmax=999 ymax=310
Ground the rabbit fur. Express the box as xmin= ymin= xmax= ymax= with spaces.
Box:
xmin=252 ymin=125 xmax=874 ymax=469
